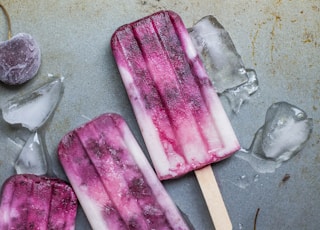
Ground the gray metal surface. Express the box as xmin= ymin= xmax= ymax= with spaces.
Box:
xmin=0 ymin=1 xmax=319 ymax=229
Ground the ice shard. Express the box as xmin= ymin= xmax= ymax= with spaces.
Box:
xmin=14 ymin=132 xmax=47 ymax=175
xmin=224 ymin=69 xmax=259 ymax=113
xmin=1 ymin=76 xmax=64 ymax=131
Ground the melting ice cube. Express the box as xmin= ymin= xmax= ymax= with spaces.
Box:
xmin=254 ymin=101 xmax=313 ymax=161
xmin=14 ymin=132 xmax=47 ymax=175
xmin=223 ymin=69 xmax=259 ymax=113
xmin=189 ymin=15 xmax=249 ymax=94
xmin=1 ymin=77 xmax=64 ymax=131
xmin=237 ymin=102 xmax=313 ymax=173
xmin=189 ymin=15 xmax=259 ymax=113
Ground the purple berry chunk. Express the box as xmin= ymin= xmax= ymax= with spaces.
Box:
xmin=0 ymin=33 xmax=41 ymax=85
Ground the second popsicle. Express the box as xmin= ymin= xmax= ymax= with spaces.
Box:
xmin=58 ymin=113 xmax=190 ymax=230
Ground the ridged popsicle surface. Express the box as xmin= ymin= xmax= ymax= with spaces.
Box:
xmin=0 ymin=174 xmax=78 ymax=230
xmin=58 ymin=113 xmax=190 ymax=230
xmin=111 ymin=10 xmax=240 ymax=180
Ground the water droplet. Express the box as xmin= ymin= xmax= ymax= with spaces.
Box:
xmin=236 ymin=175 xmax=250 ymax=189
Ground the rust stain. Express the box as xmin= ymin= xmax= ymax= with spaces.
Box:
xmin=251 ymin=21 xmax=267 ymax=66
xmin=67 ymin=1 xmax=105 ymax=18
xmin=252 ymin=0 xmax=287 ymax=72
xmin=137 ymin=0 xmax=167 ymax=13
xmin=270 ymin=12 xmax=282 ymax=63
xmin=302 ymin=29 xmax=314 ymax=44
xmin=302 ymin=27 xmax=319 ymax=48
xmin=251 ymin=29 xmax=259 ymax=65
xmin=279 ymin=173 xmax=291 ymax=187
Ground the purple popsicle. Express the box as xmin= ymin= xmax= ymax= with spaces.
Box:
xmin=0 ymin=174 xmax=78 ymax=230
xmin=111 ymin=10 xmax=240 ymax=180
xmin=58 ymin=113 xmax=190 ymax=230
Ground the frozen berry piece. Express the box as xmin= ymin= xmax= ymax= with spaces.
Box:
xmin=0 ymin=33 xmax=41 ymax=85
xmin=0 ymin=4 xmax=41 ymax=85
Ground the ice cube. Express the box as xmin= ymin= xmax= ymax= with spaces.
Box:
xmin=223 ymin=69 xmax=259 ymax=113
xmin=1 ymin=76 xmax=64 ymax=131
xmin=257 ymin=101 xmax=313 ymax=161
xmin=188 ymin=15 xmax=249 ymax=93
xmin=14 ymin=132 xmax=47 ymax=175
xmin=236 ymin=102 xmax=313 ymax=173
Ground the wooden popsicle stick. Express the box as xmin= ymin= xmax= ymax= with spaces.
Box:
xmin=195 ymin=165 xmax=232 ymax=230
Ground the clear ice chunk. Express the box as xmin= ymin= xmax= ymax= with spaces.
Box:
xmin=1 ymin=76 xmax=64 ymax=131
xmin=253 ymin=102 xmax=313 ymax=161
xmin=223 ymin=69 xmax=259 ymax=113
xmin=14 ymin=132 xmax=47 ymax=175
xmin=188 ymin=15 xmax=249 ymax=94
xmin=236 ymin=102 xmax=313 ymax=173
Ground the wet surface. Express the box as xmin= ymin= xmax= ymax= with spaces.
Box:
xmin=0 ymin=1 xmax=319 ymax=229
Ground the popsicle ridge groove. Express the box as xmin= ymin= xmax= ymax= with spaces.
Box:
xmin=58 ymin=113 xmax=188 ymax=229
xmin=92 ymin=115 xmax=175 ymax=229
xmin=150 ymin=12 xmax=212 ymax=153
xmin=133 ymin=17 xmax=199 ymax=161
xmin=112 ymin=24 xmax=187 ymax=177
xmin=125 ymin=12 xmax=207 ymax=166
xmin=156 ymin=12 xmax=225 ymax=153
xmin=59 ymin=131 xmax=125 ymax=229
xmin=0 ymin=174 xmax=78 ymax=230
xmin=74 ymin=124 xmax=152 ymax=229
xmin=75 ymin=122 xmax=151 ymax=229
xmin=10 ymin=176 xmax=51 ymax=229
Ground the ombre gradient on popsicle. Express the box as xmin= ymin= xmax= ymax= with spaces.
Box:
xmin=111 ymin=10 xmax=240 ymax=180
xmin=58 ymin=113 xmax=190 ymax=230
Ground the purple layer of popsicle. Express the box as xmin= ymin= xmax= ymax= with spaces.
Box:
xmin=58 ymin=113 xmax=190 ymax=230
xmin=111 ymin=10 xmax=240 ymax=180
xmin=0 ymin=174 xmax=78 ymax=230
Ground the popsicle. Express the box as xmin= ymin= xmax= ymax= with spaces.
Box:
xmin=0 ymin=174 xmax=78 ymax=230
xmin=111 ymin=10 xmax=240 ymax=229
xmin=58 ymin=113 xmax=190 ymax=230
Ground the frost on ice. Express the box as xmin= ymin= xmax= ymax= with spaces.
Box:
xmin=237 ymin=102 xmax=313 ymax=173
xmin=15 ymin=132 xmax=47 ymax=175
xmin=189 ymin=15 xmax=259 ymax=112
xmin=1 ymin=76 xmax=64 ymax=131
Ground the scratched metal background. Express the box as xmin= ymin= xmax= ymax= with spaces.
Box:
xmin=0 ymin=1 xmax=319 ymax=229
